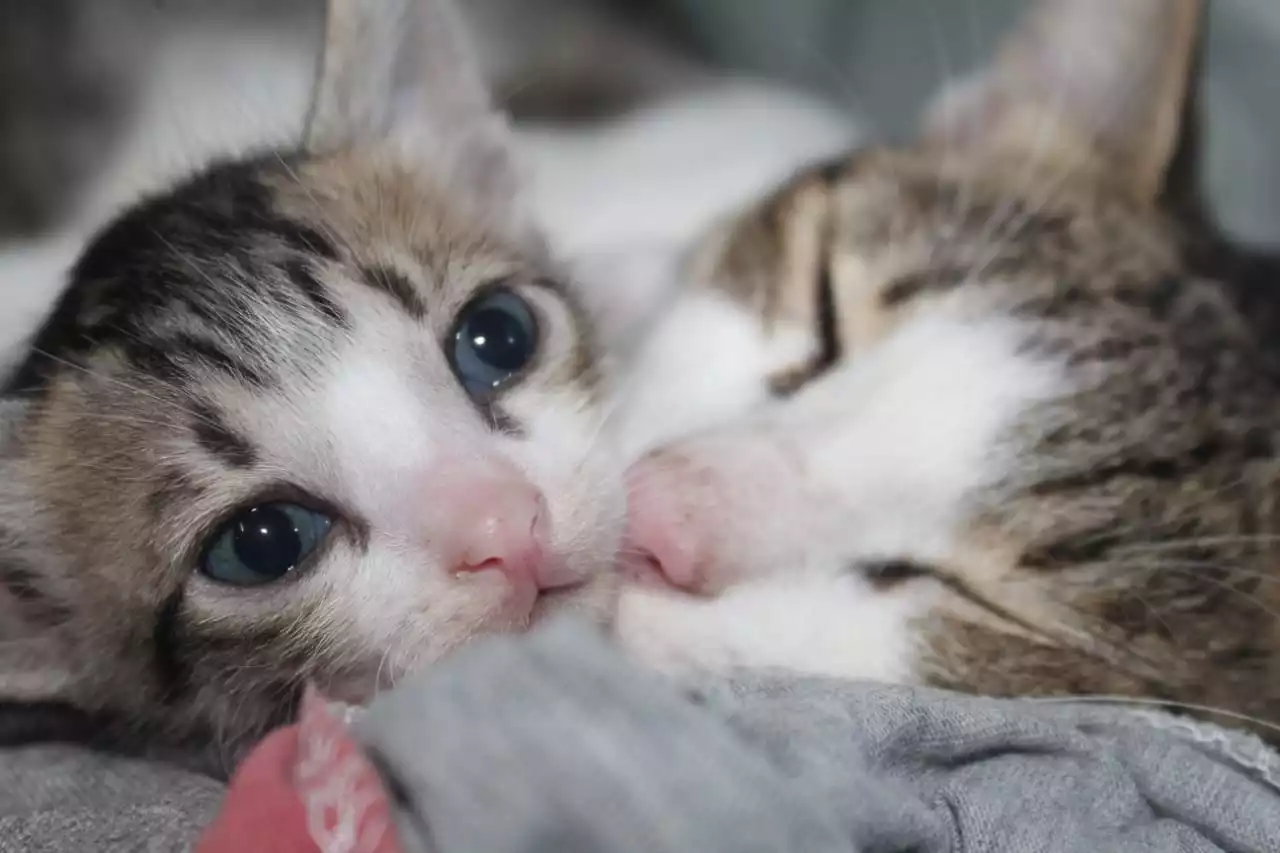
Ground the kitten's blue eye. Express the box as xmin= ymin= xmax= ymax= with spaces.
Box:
xmin=200 ymin=503 xmax=332 ymax=586
xmin=449 ymin=287 xmax=539 ymax=396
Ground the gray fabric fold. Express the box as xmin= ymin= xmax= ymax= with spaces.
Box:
xmin=3 ymin=619 xmax=1278 ymax=852
xmin=356 ymin=619 xmax=1280 ymax=853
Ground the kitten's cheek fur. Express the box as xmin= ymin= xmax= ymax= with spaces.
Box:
xmin=509 ymin=395 xmax=629 ymax=595
xmin=612 ymin=573 xmax=927 ymax=683
xmin=612 ymin=290 xmax=810 ymax=459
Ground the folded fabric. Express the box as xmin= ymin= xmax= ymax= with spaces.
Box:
xmin=7 ymin=618 xmax=1280 ymax=852
xmin=190 ymin=619 xmax=1280 ymax=853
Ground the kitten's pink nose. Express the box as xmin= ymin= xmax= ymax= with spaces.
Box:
xmin=622 ymin=456 xmax=706 ymax=593
xmin=431 ymin=467 xmax=551 ymax=591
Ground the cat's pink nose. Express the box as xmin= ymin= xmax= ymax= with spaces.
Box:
xmin=622 ymin=457 xmax=706 ymax=593
xmin=432 ymin=468 xmax=550 ymax=591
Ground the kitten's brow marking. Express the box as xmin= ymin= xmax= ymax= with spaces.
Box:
xmin=282 ymin=256 xmax=350 ymax=329
xmin=123 ymin=333 xmax=271 ymax=389
xmin=189 ymin=401 xmax=257 ymax=469
xmin=360 ymin=264 xmax=429 ymax=320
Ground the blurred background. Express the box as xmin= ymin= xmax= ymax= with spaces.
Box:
xmin=1 ymin=0 xmax=1277 ymax=262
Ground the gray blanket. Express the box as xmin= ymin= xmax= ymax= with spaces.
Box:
xmin=3 ymin=620 xmax=1279 ymax=852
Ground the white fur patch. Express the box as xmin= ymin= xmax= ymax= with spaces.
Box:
xmin=615 ymin=307 xmax=1069 ymax=682
xmin=613 ymin=290 xmax=813 ymax=458
xmin=323 ymin=353 xmax=439 ymax=490
xmin=783 ymin=311 xmax=1066 ymax=563
xmin=615 ymin=573 xmax=929 ymax=683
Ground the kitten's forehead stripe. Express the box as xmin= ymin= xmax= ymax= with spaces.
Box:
xmin=123 ymin=334 xmax=271 ymax=390
xmin=190 ymin=401 xmax=257 ymax=469
xmin=2 ymin=153 xmax=345 ymax=398
xmin=283 ymin=257 xmax=350 ymax=330
xmin=359 ymin=264 xmax=429 ymax=320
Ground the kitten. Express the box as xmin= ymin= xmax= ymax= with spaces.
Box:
xmin=0 ymin=0 xmax=625 ymax=769
xmin=612 ymin=0 xmax=1280 ymax=740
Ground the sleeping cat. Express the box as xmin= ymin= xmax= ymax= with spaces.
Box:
xmin=0 ymin=0 xmax=627 ymax=767
xmin=612 ymin=0 xmax=1280 ymax=740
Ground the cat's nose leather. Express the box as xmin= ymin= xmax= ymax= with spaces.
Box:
xmin=432 ymin=467 xmax=551 ymax=591
xmin=622 ymin=457 xmax=705 ymax=593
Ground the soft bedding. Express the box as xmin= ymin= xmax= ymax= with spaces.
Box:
xmin=3 ymin=619 xmax=1277 ymax=853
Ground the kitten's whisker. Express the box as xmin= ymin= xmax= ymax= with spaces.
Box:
xmin=1025 ymin=694 xmax=1280 ymax=739
xmin=1105 ymin=559 xmax=1280 ymax=622
xmin=27 ymin=347 xmax=228 ymax=431
xmin=1112 ymin=535 xmax=1280 ymax=557
xmin=1106 ymin=557 xmax=1280 ymax=585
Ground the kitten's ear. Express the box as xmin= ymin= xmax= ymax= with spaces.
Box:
xmin=922 ymin=0 xmax=1203 ymax=203
xmin=302 ymin=0 xmax=521 ymax=210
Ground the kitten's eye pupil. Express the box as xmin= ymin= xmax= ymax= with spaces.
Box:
xmin=233 ymin=506 xmax=302 ymax=577
xmin=449 ymin=287 xmax=539 ymax=396
xmin=200 ymin=503 xmax=332 ymax=586
xmin=466 ymin=305 xmax=533 ymax=372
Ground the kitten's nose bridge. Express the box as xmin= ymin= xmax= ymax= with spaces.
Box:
xmin=622 ymin=452 xmax=709 ymax=594
xmin=425 ymin=461 xmax=551 ymax=589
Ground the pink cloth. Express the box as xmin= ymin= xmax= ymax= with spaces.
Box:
xmin=196 ymin=690 xmax=404 ymax=853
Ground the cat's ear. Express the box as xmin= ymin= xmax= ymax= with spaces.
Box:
xmin=302 ymin=0 xmax=521 ymax=212
xmin=922 ymin=0 xmax=1203 ymax=204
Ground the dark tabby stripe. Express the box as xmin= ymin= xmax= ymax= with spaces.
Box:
xmin=881 ymin=267 xmax=970 ymax=308
xmin=283 ymin=257 xmax=350 ymax=329
xmin=2 ymin=152 xmax=337 ymax=398
xmin=190 ymin=401 xmax=256 ymax=469
xmin=152 ymin=587 xmax=301 ymax=711
xmin=360 ymin=265 xmax=428 ymax=319
xmin=0 ymin=701 xmax=110 ymax=748
xmin=122 ymin=334 xmax=270 ymax=389
xmin=769 ymin=226 xmax=842 ymax=397
xmin=1026 ymin=436 xmax=1275 ymax=497
xmin=858 ymin=558 xmax=932 ymax=590
xmin=152 ymin=589 xmax=191 ymax=703
xmin=0 ymin=557 xmax=72 ymax=625
xmin=1019 ymin=528 xmax=1125 ymax=571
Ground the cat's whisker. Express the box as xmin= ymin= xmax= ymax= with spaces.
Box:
xmin=1104 ymin=556 xmax=1280 ymax=585
xmin=1024 ymin=694 xmax=1280 ymax=740
xmin=1112 ymin=535 xmax=1280 ymax=557
xmin=1100 ymin=559 xmax=1280 ymax=623
xmin=27 ymin=346 xmax=230 ymax=431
